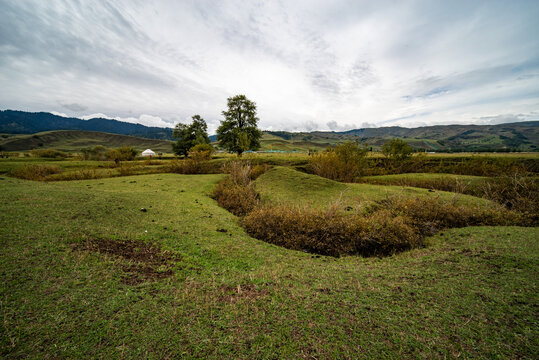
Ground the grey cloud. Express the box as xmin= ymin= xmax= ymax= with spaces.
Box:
xmin=303 ymin=120 xmax=319 ymax=132
xmin=0 ymin=1 xmax=177 ymax=89
xmin=327 ymin=120 xmax=339 ymax=130
xmin=60 ymin=103 xmax=87 ymax=112
xmin=360 ymin=122 xmax=376 ymax=129
xmin=327 ymin=120 xmax=359 ymax=131
xmin=475 ymin=114 xmax=533 ymax=125
xmin=409 ymin=60 xmax=539 ymax=100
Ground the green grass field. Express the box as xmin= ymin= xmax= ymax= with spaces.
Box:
xmin=254 ymin=167 xmax=490 ymax=209
xmin=1 ymin=170 xmax=537 ymax=358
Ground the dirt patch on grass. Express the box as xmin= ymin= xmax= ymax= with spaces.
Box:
xmin=72 ymin=238 xmax=181 ymax=284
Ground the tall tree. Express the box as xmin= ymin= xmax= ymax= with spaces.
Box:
xmin=217 ymin=95 xmax=262 ymax=156
xmin=172 ymin=115 xmax=210 ymax=156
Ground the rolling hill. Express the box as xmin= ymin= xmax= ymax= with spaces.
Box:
xmin=0 ymin=110 xmax=173 ymax=140
xmin=0 ymin=130 xmax=173 ymax=153
xmin=2 ymin=110 xmax=538 ymax=152
xmin=262 ymin=121 xmax=539 ymax=152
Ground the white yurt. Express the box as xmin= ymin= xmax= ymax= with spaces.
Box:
xmin=141 ymin=149 xmax=156 ymax=157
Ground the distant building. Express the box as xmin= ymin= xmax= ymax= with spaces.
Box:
xmin=141 ymin=149 xmax=156 ymax=158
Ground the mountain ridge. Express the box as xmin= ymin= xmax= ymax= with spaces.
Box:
xmin=0 ymin=110 xmax=173 ymax=140
xmin=1 ymin=110 xmax=538 ymax=152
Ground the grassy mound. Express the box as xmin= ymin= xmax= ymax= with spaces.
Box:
xmin=254 ymin=166 xmax=490 ymax=209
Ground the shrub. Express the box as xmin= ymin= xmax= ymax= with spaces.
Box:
xmin=48 ymin=169 xmax=103 ymax=181
xmin=167 ymin=159 xmax=204 ymax=174
xmin=189 ymin=144 xmax=214 ymax=160
xmin=212 ymin=179 xmax=259 ymax=216
xmin=222 ymin=161 xmax=253 ymax=186
xmin=81 ymin=145 xmax=108 ymax=161
xmin=481 ymin=174 xmax=538 ymax=224
xmin=117 ymin=163 xmax=140 ymax=176
xmin=29 ymin=149 xmax=68 ymax=158
xmin=242 ymin=205 xmax=421 ymax=257
xmin=361 ymin=175 xmax=485 ymax=197
xmin=310 ymin=142 xmax=368 ymax=182
xmin=242 ymin=195 xmax=522 ymax=257
xmin=377 ymin=195 xmax=519 ymax=235
xmin=211 ymin=161 xmax=263 ymax=216
xmin=106 ymin=146 xmax=137 ymax=163
xmin=11 ymin=164 xmax=63 ymax=180
xmin=362 ymin=156 xmax=536 ymax=177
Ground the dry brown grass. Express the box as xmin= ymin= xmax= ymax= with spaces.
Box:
xmin=243 ymin=205 xmax=420 ymax=257
xmin=211 ymin=161 xmax=264 ymax=216
xmin=242 ymin=195 xmax=521 ymax=257
xmin=10 ymin=164 xmax=63 ymax=180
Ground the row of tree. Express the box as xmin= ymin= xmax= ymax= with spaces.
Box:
xmin=172 ymin=94 xmax=415 ymax=159
xmin=172 ymin=95 xmax=262 ymax=157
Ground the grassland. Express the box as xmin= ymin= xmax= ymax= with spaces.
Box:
xmin=0 ymin=174 xmax=537 ymax=358
xmin=0 ymin=154 xmax=538 ymax=358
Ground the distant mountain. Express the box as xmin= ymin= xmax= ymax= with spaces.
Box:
xmin=263 ymin=122 xmax=539 ymax=152
xmin=0 ymin=110 xmax=173 ymax=140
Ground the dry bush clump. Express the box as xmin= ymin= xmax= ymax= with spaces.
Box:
xmin=363 ymin=176 xmax=483 ymax=197
xmin=29 ymin=149 xmax=68 ymax=158
xmin=48 ymin=169 xmax=105 ymax=181
xmin=117 ymin=164 xmax=140 ymax=176
xmin=242 ymin=195 xmax=521 ymax=257
xmin=310 ymin=142 xmax=368 ymax=182
xmin=363 ymin=173 xmax=538 ymax=225
xmin=166 ymin=159 xmax=206 ymax=174
xmin=212 ymin=180 xmax=259 ymax=216
xmin=222 ymin=161 xmax=253 ymax=185
xmin=243 ymin=205 xmax=420 ymax=257
xmin=11 ymin=164 xmax=63 ymax=180
xmin=212 ymin=161 xmax=263 ymax=216
xmin=377 ymin=195 xmax=518 ymax=236
xmin=481 ymin=174 xmax=538 ymax=224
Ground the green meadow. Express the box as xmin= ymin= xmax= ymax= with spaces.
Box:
xmin=254 ymin=167 xmax=490 ymax=209
xmin=0 ymin=154 xmax=538 ymax=358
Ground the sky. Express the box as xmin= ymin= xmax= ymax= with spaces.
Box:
xmin=1 ymin=0 xmax=538 ymax=134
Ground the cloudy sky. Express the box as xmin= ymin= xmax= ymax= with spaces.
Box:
xmin=1 ymin=0 xmax=538 ymax=133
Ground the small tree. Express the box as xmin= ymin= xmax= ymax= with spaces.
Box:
xmin=172 ymin=115 xmax=211 ymax=157
xmin=217 ymin=95 xmax=262 ymax=156
xmin=382 ymin=139 xmax=413 ymax=161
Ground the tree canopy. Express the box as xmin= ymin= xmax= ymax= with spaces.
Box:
xmin=381 ymin=138 xmax=413 ymax=160
xmin=172 ymin=115 xmax=211 ymax=157
xmin=216 ymin=95 xmax=262 ymax=156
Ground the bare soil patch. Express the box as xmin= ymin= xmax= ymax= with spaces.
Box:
xmin=72 ymin=238 xmax=181 ymax=284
